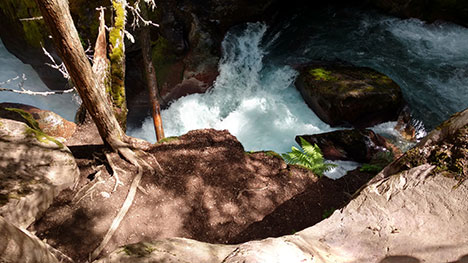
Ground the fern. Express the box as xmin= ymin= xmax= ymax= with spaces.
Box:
xmin=282 ymin=137 xmax=336 ymax=177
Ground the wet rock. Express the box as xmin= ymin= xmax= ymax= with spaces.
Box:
xmin=0 ymin=103 xmax=76 ymax=140
xmin=295 ymin=63 xmax=405 ymax=128
xmin=0 ymin=118 xmax=79 ymax=228
xmin=297 ymin=129 xmax=395 ymax=163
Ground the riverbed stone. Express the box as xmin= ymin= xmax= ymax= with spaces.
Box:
xmin=295 ymin=63 xmax=405 ymax=128
xmin=297 ymin=129 xmax=396 ymax=163
xmin=0 ymin=118 xmax=79 ymax=228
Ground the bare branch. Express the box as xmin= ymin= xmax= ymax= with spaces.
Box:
xmin=41 ymin=45 xmax=70 ymax=79
xmin=127 ymin=0 xmax=159 ymax=29
xmin=19 ymin=16 xmax=43 ymax=21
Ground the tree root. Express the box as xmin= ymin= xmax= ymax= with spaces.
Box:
xmin=105 ymin=152 xmax=124 ymax=192
xmin=89 ymin=146 xmax=155 ymax=261
xmin=72 ymin=167 xmax=105 ymax=205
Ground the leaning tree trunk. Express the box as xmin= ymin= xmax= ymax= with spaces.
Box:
xmin=140 ymin=2 xmax=165 ymax=141
xmin=34 ymin=0 xmax=127 ymax=149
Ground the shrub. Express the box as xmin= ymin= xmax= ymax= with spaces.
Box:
xmin=282 ymin=137 xmax=336 ymax=177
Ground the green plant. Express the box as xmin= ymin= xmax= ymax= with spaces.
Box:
xmin=322 ymin=208 xmax=335 ymax=219
xmin=360 ymin=163 xmax=384 ymax=173
xmin=282 ymin=137 xmax=336 ymax=177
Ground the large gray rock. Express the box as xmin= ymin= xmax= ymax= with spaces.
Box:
xmin=0 ymin=118 xmax=79 ymax=228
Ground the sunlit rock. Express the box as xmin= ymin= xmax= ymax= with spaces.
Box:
xmin=0 ymin=118 xmax=79 ymax=228
xmin=0 ymin=216 xmax=61 ymax=263
xmin=0 ymin=103 xmax=76 ymax=140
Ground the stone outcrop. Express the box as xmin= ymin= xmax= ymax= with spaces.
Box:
xmin=0 ymin=118 xmax=79 ymax=228
xmin=0 ymin=215 xmax=61 ymax=263
xmin=295 ymin=63 xmax=405 ymax=128
xmin=0 ymin=103 xmax=76 ymax=140
xmin=96 ymin=107 xmax=468 ymax=262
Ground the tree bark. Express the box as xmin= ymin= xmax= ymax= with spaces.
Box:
xmin=140 ymin=2 xmax=165 ymax=141
xmin=34 ymin=0 xmax=127 ymax=149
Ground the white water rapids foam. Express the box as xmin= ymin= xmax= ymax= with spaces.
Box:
xmin=129 ymin=23 xmax=335 ymax=154
xmin=3 ymin=9 xmax=468 ymax=179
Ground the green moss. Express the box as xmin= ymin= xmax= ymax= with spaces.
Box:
xmin=151 ymin=36 xmax=178 ymax=87
xmin=4 ymin=108 xmax=64 ymax=148
xmin=108 ymin=0 xmax=128 ymax=129
xmin=360 ymin=164 xmax=384 ymax=173
xmin=396 ymin=125 xmax=468 ymax=184
xmin=22 ymin=20 xmax=46 ymax=47
xmin=120 ymin=243 xmax=156 ymax=257
xmin=157 ymin=136 xmax=179 ymax=144
xmin=5 ymin=108 xmax=40 ymax=130
xmin=25 ymin=127 xmax=64 ymax=148
xmin=0 ymin=0 xmax=47 ymax=47
xmin=322 ymin=207 xmax=335 ymax=219
xmin=308 ymin=68 xmax=338 ymax=81
xmin=248 ymin=150 xmax=282 ymax=159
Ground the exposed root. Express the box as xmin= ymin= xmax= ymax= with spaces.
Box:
xmin=105 ymin=152 xmax=124 ymax=192
xmin=72 ymin=168 xmax=105 ymax=205
xmin=89 ymin=146 xmax=155 ymax=261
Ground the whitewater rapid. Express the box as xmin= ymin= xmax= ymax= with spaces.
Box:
xmin=130 ymin=9 xmax=468 ymax=154
xmin=130 ymin=23 xmax=335 ymax=154
xmin=1 ymin=8 xmax=468 ymax=178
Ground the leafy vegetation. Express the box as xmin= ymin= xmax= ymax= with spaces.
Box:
xmin=322 ymin=208 xmax=335 ymax=219
xmin=360 ymin=164 xmax=384 ymax=173
xmin=282 ymin=137 xmax=336 ymax=177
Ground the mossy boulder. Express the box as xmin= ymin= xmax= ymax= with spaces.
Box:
xmin=295 ymin=63 xmax=405 ymax=128
xmin=0 ymin=103 xmax=76 ymax=140
xmin=0 ymin=118 xmax=79 ymax=228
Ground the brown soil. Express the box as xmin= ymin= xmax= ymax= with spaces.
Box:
xmin=30 ymin=121 xmax=375 ymax=262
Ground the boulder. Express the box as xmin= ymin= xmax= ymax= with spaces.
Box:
xmin=0 ymin=103 xmax=76 ymax=140
xmin=295 ymin=63 xmax=405 ymax=128
xmin=297 ymin=129 xmax=396 ymax=163
xmin=0 ymin=215 xmax=61 ymax=263
xmin=97 ymin=107 xmax=468 ymax=263
xmin=0 ymin=118 xmax=79 ymax=228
